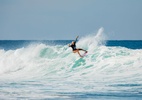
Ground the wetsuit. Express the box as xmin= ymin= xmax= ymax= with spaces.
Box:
xmin=70 ymin=42 xmax=77 ymax=51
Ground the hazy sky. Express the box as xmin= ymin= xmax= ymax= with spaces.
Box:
xmin=0 ymin=0 xmax=142 ymax=40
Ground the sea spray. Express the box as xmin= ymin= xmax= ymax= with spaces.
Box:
xmin=77 ymin=27 xmax=106 ymax=53
xmin=0 ymin=28 xmax=142 ymax=82
xmin=0 ymin=28 xmax=142 ymax=99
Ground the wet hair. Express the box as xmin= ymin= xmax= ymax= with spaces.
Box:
xmin=72 ymin=41 xmax=75 ymax=44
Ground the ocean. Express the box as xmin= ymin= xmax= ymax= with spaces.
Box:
xmin=0 ymin=31 xmax=142 ymax=99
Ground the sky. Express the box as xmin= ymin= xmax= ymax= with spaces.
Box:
xmin=0 ymin=0 xmax=142 ymax=40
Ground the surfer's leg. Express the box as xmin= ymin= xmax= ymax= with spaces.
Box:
xmin=76 ymin=50 xmax=83 ymax=57
xmin=73 ymin=49 xmax=83 ymax=57
xmin=78 ymin=52 xmax=83 ymax=57
xmin=78 ymin=48 xmax=88 ymax=53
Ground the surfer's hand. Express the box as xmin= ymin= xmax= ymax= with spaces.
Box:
xmin=76 ymin=36 xmax=79 ymax=39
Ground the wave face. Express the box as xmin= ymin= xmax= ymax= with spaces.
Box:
xmin=0 ymin=28 xmax=142 ymax=99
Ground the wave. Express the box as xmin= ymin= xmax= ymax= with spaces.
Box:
xmin=0 ymin=28 xmax=142 ymax=85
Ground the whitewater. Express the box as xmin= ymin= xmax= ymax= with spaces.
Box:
xmin=0 ymin=28 xmax=142 ymax=99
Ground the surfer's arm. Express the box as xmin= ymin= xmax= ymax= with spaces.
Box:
xmin=68 ymin=44 xmax=71 ymax=47
xmin=75 ymin=36 xmax=79 ymax=42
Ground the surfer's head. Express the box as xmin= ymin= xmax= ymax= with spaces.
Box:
xmin=72 ymin=41 xmax=75 ymax=45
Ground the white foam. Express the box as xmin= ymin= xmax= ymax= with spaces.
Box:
xmin=0 ymin=28 xmax=142 ymax=85
xmin=77 ymin=27 xmax=106 ymax=53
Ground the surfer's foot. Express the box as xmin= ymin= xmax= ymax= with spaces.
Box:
xmin=80 ymin=55 xmax=83 ymax=57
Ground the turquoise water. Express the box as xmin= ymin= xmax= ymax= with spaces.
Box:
xmin=0 ymin=32 xmax=142 ymax=99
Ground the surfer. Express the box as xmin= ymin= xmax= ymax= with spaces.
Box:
xmin=68 ymin=36 xmax=87 ymax=57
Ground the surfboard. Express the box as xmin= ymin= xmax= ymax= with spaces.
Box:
xmin=81 ymin=52 xmax=88 ymax=57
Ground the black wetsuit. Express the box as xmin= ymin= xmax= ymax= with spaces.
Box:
xmin=70 ymin=42 xmax=77 ymax=51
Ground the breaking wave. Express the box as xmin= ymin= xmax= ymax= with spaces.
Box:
xmin=0 ymin=28 xmax=142 ymax=95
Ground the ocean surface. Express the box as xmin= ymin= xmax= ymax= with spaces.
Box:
xmin=0 ymin=32 xmax=142 ymax=99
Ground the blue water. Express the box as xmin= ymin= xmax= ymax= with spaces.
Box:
xmin=1 ymin=40 xmax=142 ymax=50
xmin=106 ymin=40 xmax=142 ymax=49
xmin=0 ymin=32 xmax=142 ymax=99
